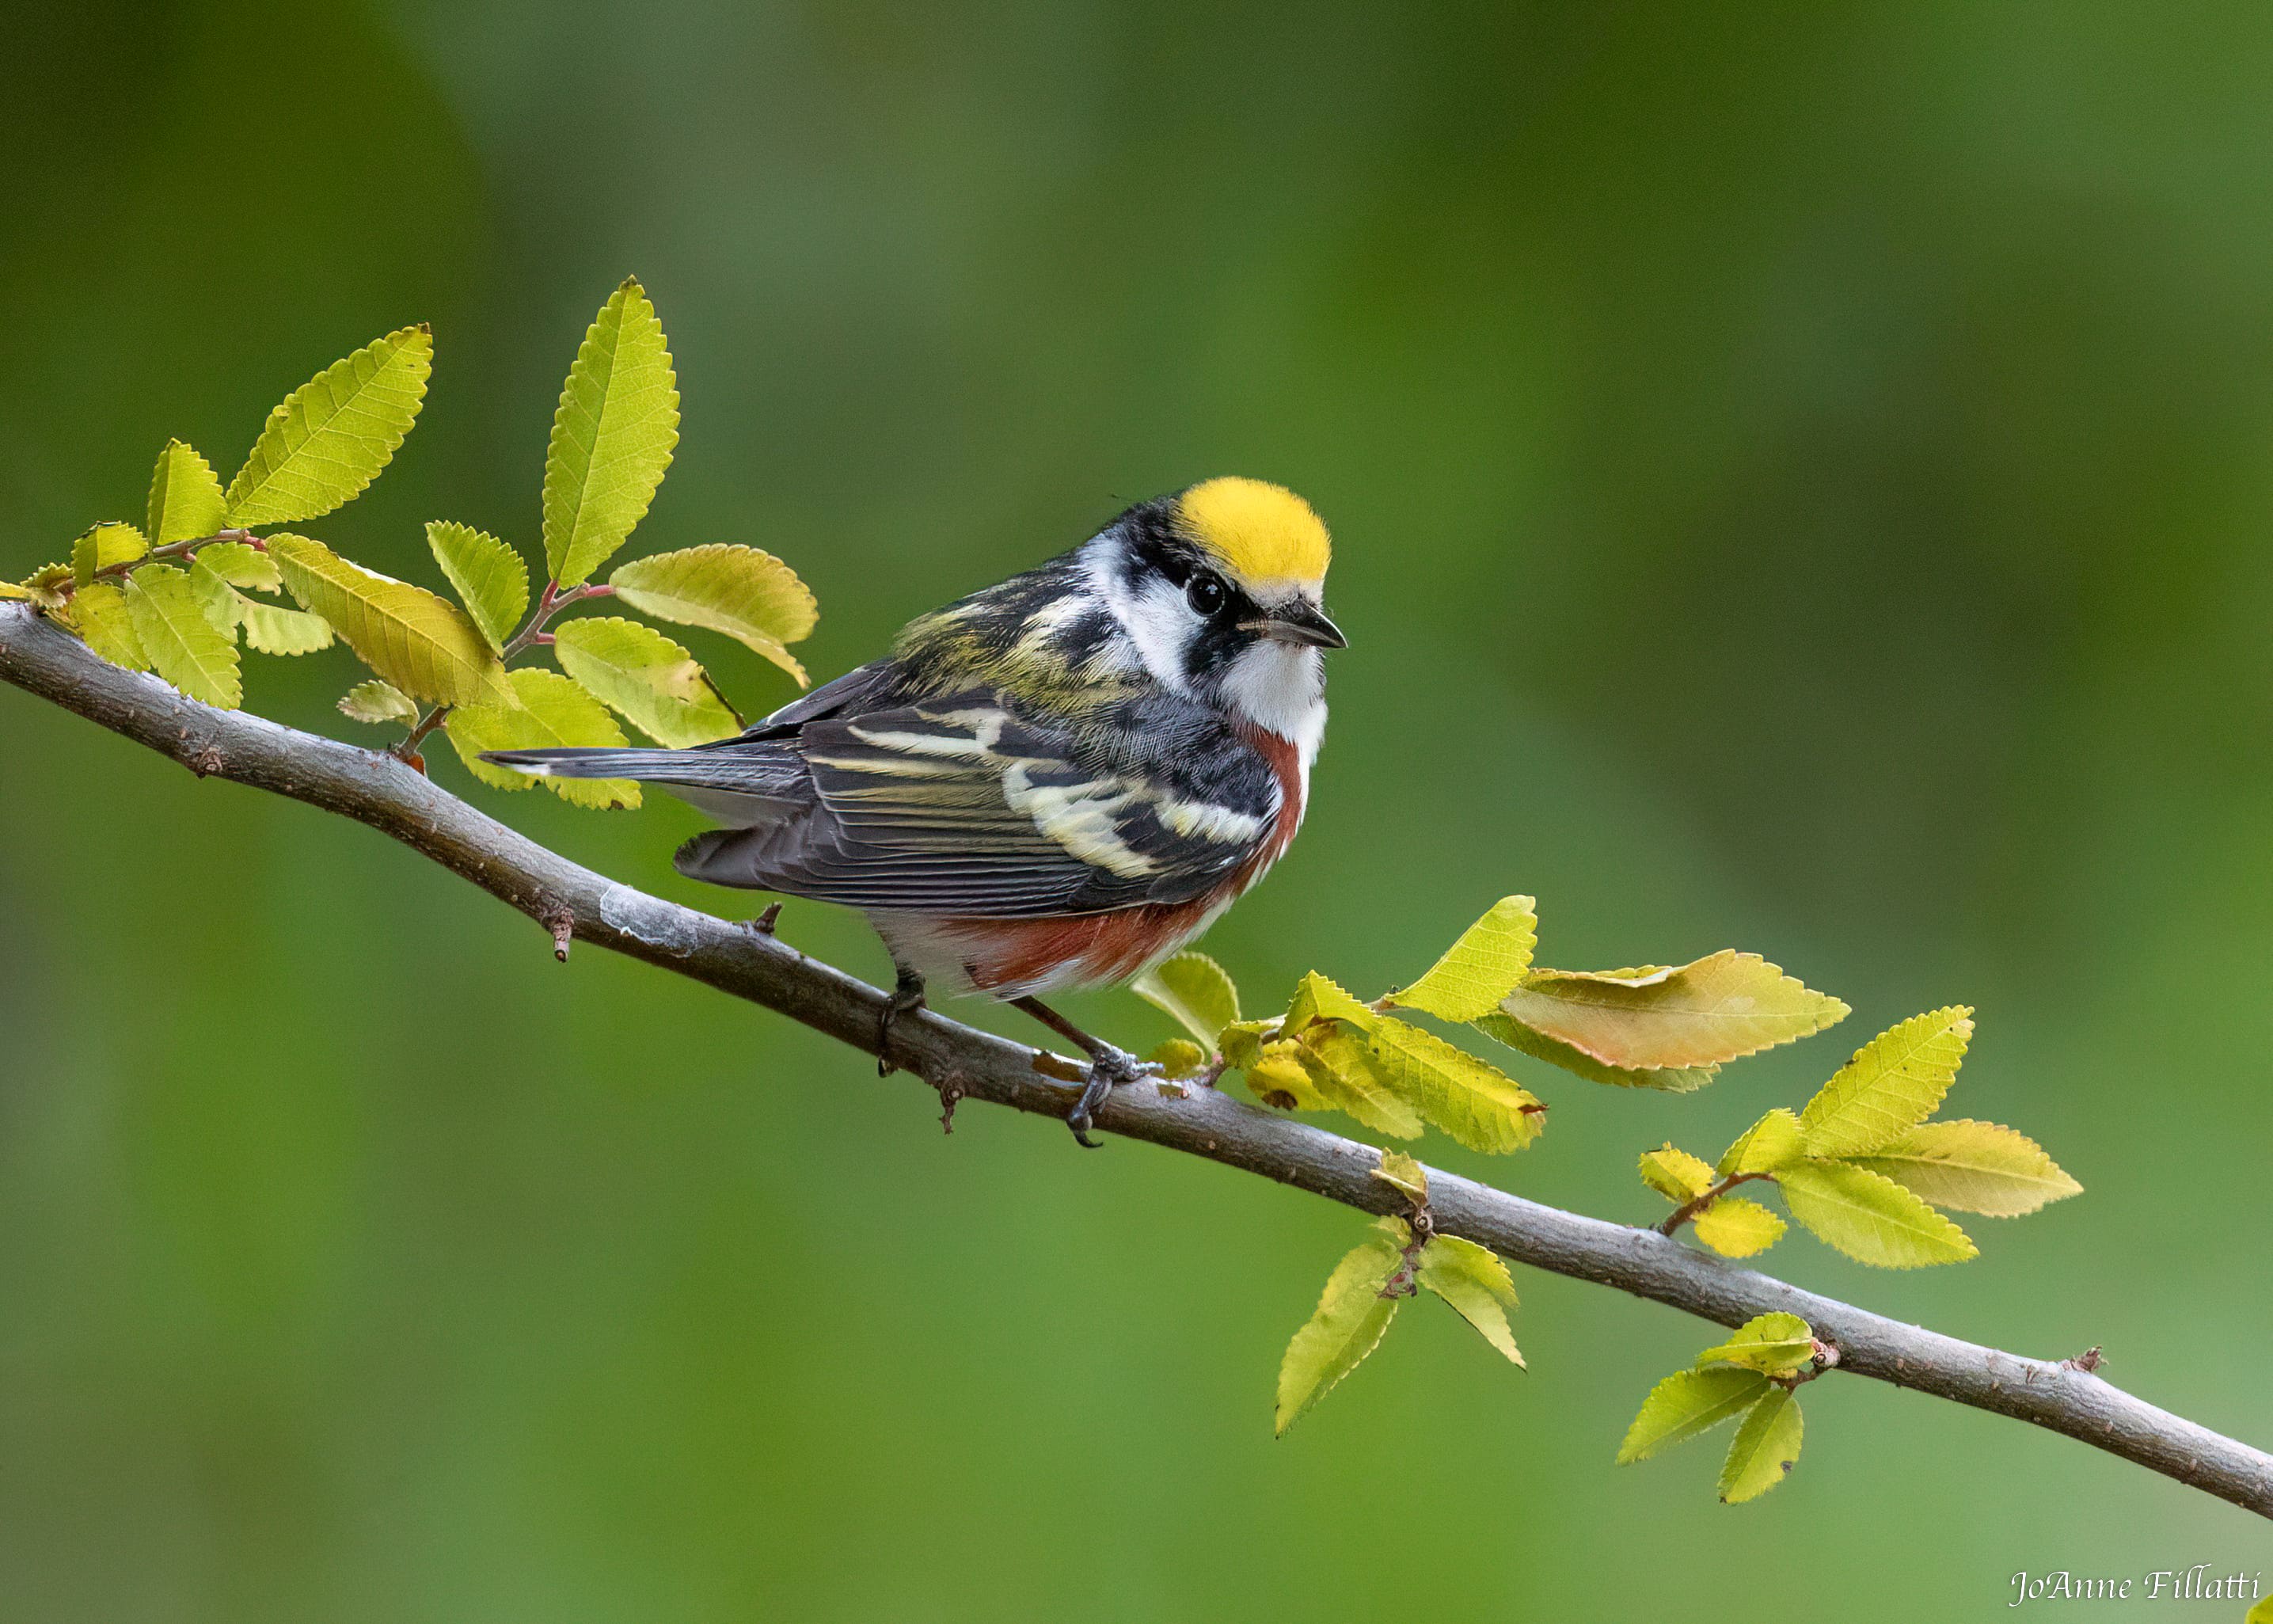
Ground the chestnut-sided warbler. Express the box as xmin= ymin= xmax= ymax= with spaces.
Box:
xmin=488 ymin=476 xmax=1345 ymax=1143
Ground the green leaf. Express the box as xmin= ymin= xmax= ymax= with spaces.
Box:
xmin=187 ymin=558 xmax=241 ymax=637
xmin=1776 ymin=1159 xmax=1978 ymax=1268
xmin=339 ymin=679 xmax=418 ymax=725
xmin=71 ymin=523 xmax=146 ymax=586
xmin=2248 ymin=1596 xmax=2273 ymax=1624
xmin=543 ymin=278 xmax=679 ymax=587
xmin=1693 ymin=1312 xmax=1816 ymax=1375
xmin=146 ymin=439 xmax=228 ymax=545
xmin=1639 ymin=1144 xmax=1716 ymax=1202
xmin=1146 ymin=1038 xmax=1209 ymax=1078
xmin=1217 ymin=1018 xmax=1279 ymax=1072
xmin=1417 ymin=1234 xmax=1523 ymax=1367
xmin=1391 ymin=895 xmax=1538 ymax=1021
xmin=1131 ymin=951 xmax=1241 ymax=1045
xmin=1275 ymin=1234 xmax=1403 ymax=1436
xmin=236 ymin=596 xmax=334 ymax=656
xmin=445 ymin=668 xmax=642 ymax=809
xmin=427 ymin=521 xmax=530 ymax=653
xmin=1799 ymin=1006 xmax=1973 ymax=1158
xmin=268 ymin=534 xmax=514 ymax=708
xmin=1616 ymin=1367 xmax=1773 ymax=1464
xmin=1693 ymin=1198 xmax=1786 ymax=1259
xmin=0 ymin=581 xmax=29 ymax=600
xmin=224 ymin=325 xmax=433 ymax=526
xmin=68 ymin=583 xmax=149 ymax=671
xmin=123 ymin=565 xmax=241 ymax=708
xmin=193 ymin=540 xmax=280 ymax=592
xmin=1363 ymin=1016 xmax=1541 ymax=1153
xmin=1470 ymin=1010 xmax=1719 ymax=1093
xmin=1294 ymin=1026 xmax=1427 ymax=1138
xmin=1244 ymin=1039 xmax=1334 ymax=1111
xmin=1283 ymin=970 xmax=1380 ymax=1034
xmin=1371 ymin=1149 xmax=1429 ymax=1204
xmin=1844 ymin=1119 xmax=2081 ymax=1217
xmin=1718 ymin=1387 xmax=1804 ymax=1504
xmin=610 ymin=543 xmax=816 ymax=683
xmin=1718 ymin=1108 xmax=1804 ymax=1177
xmin=1497 ymin=951 xmax=1849 ymax=1071
xmin=551 ymin=616 xmax=739 ymax=747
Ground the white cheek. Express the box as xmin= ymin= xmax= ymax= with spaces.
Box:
xmin=1086 ymin=545 xmax=1197 ymax=692
xmin=1221 ymin=642 xmax=1326 ymax=766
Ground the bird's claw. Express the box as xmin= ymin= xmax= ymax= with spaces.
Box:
xmin=1066 ymin=1044 xmax=1161 ymax=1148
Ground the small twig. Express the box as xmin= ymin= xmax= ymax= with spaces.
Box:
xmin=748 ymin=903 xmax=783 ymax=937
xmin=2063 ymin=1345 xmax=2107 ymax=1374
xmin=1658 ymin=1171 xmax=1771 ymax=1236
xmin=548 ymin=910 xmax=574 ymax=962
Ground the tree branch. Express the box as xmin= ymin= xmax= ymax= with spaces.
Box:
xmin=5 ymin=599 xmax=2268 ymax=1520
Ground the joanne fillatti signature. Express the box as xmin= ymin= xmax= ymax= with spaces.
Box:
xmin=2009 ymin=1567 xmax=2261 ymax=1605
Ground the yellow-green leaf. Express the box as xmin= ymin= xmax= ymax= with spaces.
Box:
xmin=1146 ymin=1038 xmax=1209 ymax=1079
xmin=551 ymin=616 xmax=739 ymax=747
xmin=1372 ymin=1150 xmax=1429 ymax=1204
xmin=268 ymin=534 xmax=513 ymax=708
xmin=427 ymin=521 xmax=529 ymax=653
xmin=1392 ymin=896 xmax=1538 ymax=1022
xmin=72 ymin=523 xmax=146 ymax=586
xmin=236 ymin=596 xmax=334 ymax=655
xmin=1777 ymin=1159 xmax=1978 ymax=1268
xmin=1845 ymin=1119 xmax=2081 ymax=1217
xmin=69 ymin=583 xmax=149 ymax=671
xmin=146 ymin=439 xmax=228 ymax=546
xmin=1275 ymin=1234 xmax=1402 ymax=1436
xmin=1296 ymin=1026 xmax=1427 ymax=1138
xmin=2247 ymin=1596 xmax=2273 ymax=1624
xmin=1364 ymin=1015 xmax=1541 ymax=1153
xmin=1131 ymin=951 xmax=1241 ymax=1045
xmin=1283 ymin=970 xmax=1380 ymax=1034
xmin=193 ymin=540 xmax=279 ymax=592
xmin=1417 ymin=1234 xmax=1523 ymax=1367
xmin=1616 ymin=1367 xmax=1773 ymax=1464
xmin=1718 ymin=1108 xmax=1804 ymax=1177
xmin=188 ymin=559 xmax=241 ymax=637
xmin=1498 ymin=951 xmax=1849 ymax=1071
xmin=339 ymin=679 xmax=418 ymax=725
xmin=1217 ymin=1018 xmax=1278 ymax=1072
xmin=445 ymin=668 xmax=641 ymax=809
xmin=1718 ymin=1387 xmax=1803 ymax=1504
xmin=543 ymin=278 xmax=679 ymax=587
xmin=1244 ymin=1039 xmax=1332 ymax=1111
xmin=225 ymin=325 xmax=433 ymax=526
xmin=124 ymin=565 xmax=241 ymax=708
xmin=0 ymin=581 xmax=29 ymax=600
xmin=1640 ymin=1144 xmax=1717 ymax=1202
xmin=20 ymin=563 xmax=73 ymax=609
xmin=1799 ymin=1006 xmax=1973 ymax=1158
xmin=1693 ymin=1197 xmax=1785 ymax=1258
xmin=610 ymin=543 xmax=816 ymax=684
xmin=1471 ymin=1010 xmax=1719 ymax=1093
xmin=1693 ymin=1313 xmax=1815 ymax=1375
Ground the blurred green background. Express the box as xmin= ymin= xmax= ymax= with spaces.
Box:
xmin=3 ymin=1 xmax=2270 ymax=1617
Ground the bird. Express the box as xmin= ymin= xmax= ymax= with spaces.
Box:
xmin=485 ymin=476 xmax=1345 ymax=1144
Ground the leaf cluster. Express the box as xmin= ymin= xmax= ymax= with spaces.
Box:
xmin=11 ymin=280 xmax=817 ymax=807
xmin=1275 ymin=1153 xmax=1523 ymax=1434
xmin=1133 ymin=897 xmax=1845 ymax=1154
xmin=1618 ymin=1313 xmax=1822 ymax=1504
xmin=1641 ymin=1007 xmax=2081 ymax=1267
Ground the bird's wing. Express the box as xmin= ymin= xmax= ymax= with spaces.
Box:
xmin=672 ymin=692 xmax=1282 ymax=916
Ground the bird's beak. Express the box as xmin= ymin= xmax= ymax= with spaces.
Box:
xmin=1254 ymin=603 xmax=1348 ymax=649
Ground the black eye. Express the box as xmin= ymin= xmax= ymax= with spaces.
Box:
xmin=1185 ymin=572 xmax=1227 ymax=617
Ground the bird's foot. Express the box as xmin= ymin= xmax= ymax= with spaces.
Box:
xmin=1066 ymin=1043 xmax=1161 ymax=1149
xmin=878 ymin=968 xmax=926 ymax=1077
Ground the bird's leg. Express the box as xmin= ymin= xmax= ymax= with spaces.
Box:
xmin=1009 ymin=995 xmax=1159 ymax=1148
xmin=878 ymin=964 xmax=926 ymax=1077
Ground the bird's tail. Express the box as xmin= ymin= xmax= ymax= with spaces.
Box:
xmin=480 ymin=746 xmax=797 ymax=794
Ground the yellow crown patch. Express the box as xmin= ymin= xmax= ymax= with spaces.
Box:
xmin=1174 ymin=477 xmax=1331 ymax=585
